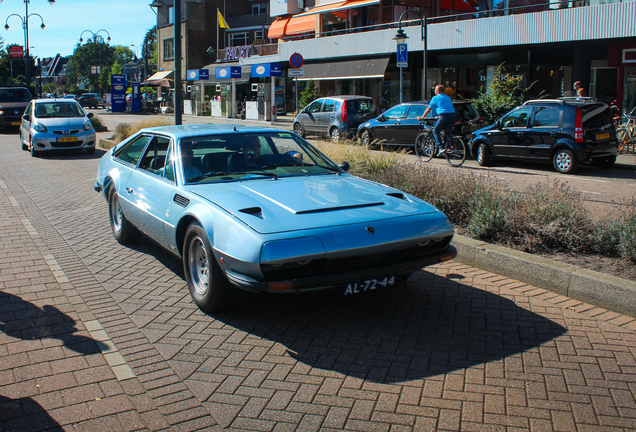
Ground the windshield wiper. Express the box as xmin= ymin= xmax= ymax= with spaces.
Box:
xmin=187 ymin=171 xmax=278 ymax=182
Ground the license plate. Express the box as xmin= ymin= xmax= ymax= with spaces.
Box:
xmin=595 ymin=133 xmax=610 ymax=140
xmin=12 ymin=121 xmax=21 ymax=126
xmin=343 ymin=275 xmax=396 ymax=296
xmin=57 ymin=137 xmax=78 ymax=142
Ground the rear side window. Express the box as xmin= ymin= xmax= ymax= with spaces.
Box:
xmin=581 ymin=105 xmax=613 ymax=129
xmin=322 ymin=99 xmax=336 ymax=112
xmin=532 ymin=107 xmax=561 ymax=127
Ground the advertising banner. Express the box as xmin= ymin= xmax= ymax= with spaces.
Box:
xmin=111 ymin=74 xmax=127 ymax=113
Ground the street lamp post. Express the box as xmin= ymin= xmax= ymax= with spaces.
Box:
xmin=393 ymin=10 xmax=427 ymax=103
xmin=79 ymin=29 xmax=111 ymax=94
xmin=3 ymin=0 xmax=55 ymax=91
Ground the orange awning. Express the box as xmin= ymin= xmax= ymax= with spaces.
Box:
xmin=286 ymin=14 xmax=317 ymax=35
xmin=295 ymin=0 xmax=380 ymax=17
xmin=268 ymin=17 xmax=290 ymax=39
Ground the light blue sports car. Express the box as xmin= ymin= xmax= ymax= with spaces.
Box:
xmin=94 ymin=124 xmax=456 ymax=312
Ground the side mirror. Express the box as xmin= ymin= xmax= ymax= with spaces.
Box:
xmin=378 ymin=114 xmax=386 ymax=122
xmin=22 ymin=114 xmax=30 ymax=122
xmin=87 ymin=112 xmax=94 ymax=119
xmin=495 ymin=120 xmax=502 ymax=130
xmin=338 ymin=161 xmax=350 ymax=172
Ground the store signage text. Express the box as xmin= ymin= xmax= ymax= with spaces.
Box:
xmin=225 ymin=45 xmax=252 ymax=60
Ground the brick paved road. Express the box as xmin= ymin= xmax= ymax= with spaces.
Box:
xmin=1 ymin=130 xmax=635 ymax=431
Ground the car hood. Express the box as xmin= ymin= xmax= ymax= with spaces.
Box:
xmin=191 ymin=175 xmax=440 ymax=234
xmin=38 ymin=117 xmax=88 ymax=127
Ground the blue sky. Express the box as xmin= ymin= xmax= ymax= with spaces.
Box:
xmin=1 ymin=0 xmax=157 ymax=59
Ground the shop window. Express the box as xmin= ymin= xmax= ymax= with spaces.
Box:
xmin=252 ymin=4 xmax=267 ymax=15
xmin=229 ymin=33 xmax=248 ymax=47
xmin=163 ymin=39 xmax=174 ymax=60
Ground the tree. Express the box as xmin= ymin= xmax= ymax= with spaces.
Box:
xmin=142 ymin=26 xmax=157 ymax=80
xmin=299 ymin=80 xmax=319 ymax=111
xmin=68 ymin=38 xmax=119 ymax=92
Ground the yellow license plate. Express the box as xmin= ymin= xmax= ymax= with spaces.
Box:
xmin=57 ymin=137 xmax=78 ymax=142
xmin=12 ymin=121 xmax=21 ymax=126
xmin=595 ymin=133 xmax=610 ymax=140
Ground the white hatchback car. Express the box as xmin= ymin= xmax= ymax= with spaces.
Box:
xmin=20 ymin=99 xmax=96 ymax=157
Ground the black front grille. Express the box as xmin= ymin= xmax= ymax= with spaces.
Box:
xmin=261 ymin=236 xmax=453 ymax=279
xmin=53 ymin=130 xmax=81 ymax=135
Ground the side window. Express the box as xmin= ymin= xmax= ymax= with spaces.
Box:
xmin=383 ymin=105 xmax=408 ymax=119
xmin=114 ymin=135 xmax=152 ymax=166
xmin=532 ymin=107 xmax=561 ymax=127
xmin=322 ymin=99 xmax=335 ymax=112
xmin=501 ymin=107 xmax=532 ymax=128
xmin=24 ymin=102 xmax=32 ymax=116
xmin=139 ymin=136 xmax=172 ymax=177
xmin=308 ymin=100 xmax=323 ymax=113
xmin=406 ymin=105 xmax=426 ymax=119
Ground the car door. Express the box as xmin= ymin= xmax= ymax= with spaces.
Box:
xmin=20 ymin=101 xmax=33 ymax=143
xmin=370 ymin=104 xmax=409 ymax=143
xmin=525 ymin=106 xmax=562 ymax=160
xmin=124 ymin=136 xmax=176 ymax=249
xmin=318 ymin=98 xmax=337 ymax=133
xmin=400 ymin=104 xmax=428 ymax=145
xmin=301 ymin=99 xmax=324 ymax=134
xmin=489 ymin=107 xmax=533 ymax=157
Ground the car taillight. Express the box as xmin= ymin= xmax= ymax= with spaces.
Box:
xmin=342 ymin=104 xmax=347 ymax=123
xmin=575 ymin=108 xmax=583 ymax=143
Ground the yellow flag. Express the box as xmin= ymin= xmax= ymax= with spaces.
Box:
xmin=218 ymin=10 xmax=230 ymax=29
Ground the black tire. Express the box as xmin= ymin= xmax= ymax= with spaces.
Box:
xmin=330 ymin=127 xmax=341 ymax=143
xmin=553 ymin=149 xmax=578 ymax=174
xmin=446 ymin=137 xmax=466 ymax=167
xmin=30 ymin=139 xmax=39 ymax=157
xmin=414 ymin=132 xmax=436 ymax=162
xmin=477 ymin=143 xmax=491 ymax=166
xmin=183 ymin=222 xmax=236 ymax=313
xmin=360 ymin=129 xmax=372 ymax=147
xmin=293 ymin=122 xmax=305 ymax=138
xmin=108 ymin=189 xmax=142 ymax=244
xmin=21 ymin=133 xmax=27 ymax=151
xmin=592 ymin=155 xmax=616 ymax=168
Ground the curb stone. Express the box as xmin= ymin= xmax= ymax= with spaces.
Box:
xmin=452 ymin=234 xmax=636 ymax=318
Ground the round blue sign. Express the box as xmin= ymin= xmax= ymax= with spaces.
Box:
xmin=289 ymin=53 xmax=304 ymax=69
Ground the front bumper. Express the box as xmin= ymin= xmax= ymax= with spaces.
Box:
xmin=31 ymin=130 xmax=96 ymax=152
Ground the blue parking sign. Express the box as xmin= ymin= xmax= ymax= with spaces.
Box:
xmin=397 ymin=43 xmax=408 ymax=68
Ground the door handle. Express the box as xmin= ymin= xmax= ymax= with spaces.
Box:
xmin=126 ymin=187 xmax=133 ymax=194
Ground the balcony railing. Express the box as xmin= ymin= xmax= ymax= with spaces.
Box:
xmin=217 ymin=43 xmax=279 ymax=61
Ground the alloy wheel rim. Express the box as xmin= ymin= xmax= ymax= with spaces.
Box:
xmin=556 ymin=153 xmax=571 ymax=171
xmin=188 ymin=236 xmax=209 ymax=296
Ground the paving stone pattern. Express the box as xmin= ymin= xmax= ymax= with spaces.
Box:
xmin=0 ymin=139 xmax=635 ymax=431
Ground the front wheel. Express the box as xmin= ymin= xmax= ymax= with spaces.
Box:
xmin=330 ymin=127 xmax=341 ymax=143
xmin=108 ymin=189 xmax=141 ymax=244
xmin=293 ymin=122 xmax=305 ymax=138
xmin=553 ymin=149 xmax=578 ymax=174
xmin=183 ymin=222 xmax=236 ymax=313
xmin=360 ymin=129 xmax=372 ymax=147
xmin=477 ymin=143 xmax=491 ymax=166
xmin=30 ymin=139 xmax=39 ymax=157
xmin=414 ymin=132 xmax=436 ymax=162
xmin=445 ymin=137 xmax=466 ymax=167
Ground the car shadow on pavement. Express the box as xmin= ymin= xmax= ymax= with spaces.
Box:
xmin=27 ymin=148 xmax=107 ymax=160
xmin=0 ymin=395 xmax=62 ymax=431
xmin=206 ymin=271 xmax=567 ymax=384
xmin=0 ymin=291 xmax=109 ymax=355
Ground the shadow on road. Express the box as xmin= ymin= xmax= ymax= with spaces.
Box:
xmin=0 ymin=395 xmax=62 ymax=431
xmin=0 ymin=291 xmax=108 ymax=355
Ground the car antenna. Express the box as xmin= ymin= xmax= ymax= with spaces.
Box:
xmin=232 ymin=125 xmax=237 ymax=132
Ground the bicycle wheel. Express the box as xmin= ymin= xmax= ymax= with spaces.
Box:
xmin=445 ymin=137 xmax=466 ymax=167
xmin=617 ymin=128 xmax=628 ymax=152
xmin=415 ymin=132 xmax=436 ymax=162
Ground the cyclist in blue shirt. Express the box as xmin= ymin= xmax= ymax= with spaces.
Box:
xmin=418 ymin=85 xmax=456 ymax=156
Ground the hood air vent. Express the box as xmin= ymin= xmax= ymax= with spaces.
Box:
xmin=240 ymin=207 xmax=264 ymax=218
xmin=173 ymin=194 xmax=190 ymax=208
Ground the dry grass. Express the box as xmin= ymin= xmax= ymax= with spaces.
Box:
xmin=111 ymin=118 xmax=174 ymax=144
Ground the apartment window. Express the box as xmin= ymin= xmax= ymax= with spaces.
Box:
xmin=163 ymin=39 xmax=174 ymax=60
xmin=255 ymin=30 xmax=263 ymax=39
xmin=229 ymin=33 xmax=248 ymax=47
xmin=168 ymin=6 xmax=174 ymax=24
xmin=252 ymin=3 xmax=267 ymax=15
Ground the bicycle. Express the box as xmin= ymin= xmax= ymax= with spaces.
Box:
xmin=617 ymin=106 xmax=636 ymax=153
xmin=414 ymin=118 xmax=467 ymax=167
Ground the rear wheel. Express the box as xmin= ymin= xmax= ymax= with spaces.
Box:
xmin=477 ymin=143 xmax=491 ymax=166
xmin=293 ymin=122 xmax=305 ymax=138
xmin=183 ymin=222 xmax=236 ymax=313
xmin=360 ymin=129 xmax=372 ymax=147
xmin=330 ymin=127 xmax=341 ymax=143
xmin=108 ymin=189 xmax=141 ymax=244
xmin=446 ymin=137 xmax=466 ymax=167
xmin=414 ymin=132 xmax=436 ymax=162
xmin=553 ymin=149 xmax=578 ymax=174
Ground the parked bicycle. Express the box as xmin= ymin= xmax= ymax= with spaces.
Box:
xmin=414 ymin=118 xmax=467 ymax=167
xmin=617 ymin=106 xmax=636 ymax=153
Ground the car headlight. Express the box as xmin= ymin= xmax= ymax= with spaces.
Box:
xmin=34 ymin=123 xmax=48 ymax=132
xmin=84 ymin=120 xmax=93 ymax=131
xmin=0 ymin=110 xmax=4 ymax=115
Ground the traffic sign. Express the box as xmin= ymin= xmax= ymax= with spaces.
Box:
xmin=289 ymin=53 xmax=304 ymax=69
xmin=9 ymin=46 xmax=23 ymax=59
xmin=397 ymin=43 xmax=408 ymax=68
xmin=288 ymin=68 xmax=304 ymax=77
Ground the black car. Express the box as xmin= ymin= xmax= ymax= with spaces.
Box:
xmin=469 ymin=98 xmax=619 ymax=174
xmin=78 ymin=93 xmax=105 ymax=109
xmin=357 ymin=101 xmax=482 ymax=147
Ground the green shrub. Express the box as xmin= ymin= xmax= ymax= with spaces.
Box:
xmin=467 ymin=195 xmax=507 ymax=239
xmin=90 ymin=115 xmax=104 ymax=129
xmin=618 ymin=208 xmax=636 ymax=261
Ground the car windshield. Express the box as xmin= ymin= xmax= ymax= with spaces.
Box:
xmin=179 ymin=132 xmax=340 ymax=184
xmin=0 ymin=88 xmax=31 ymax=102
xmin=34 ymin=102 xmax=84 ymax=118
